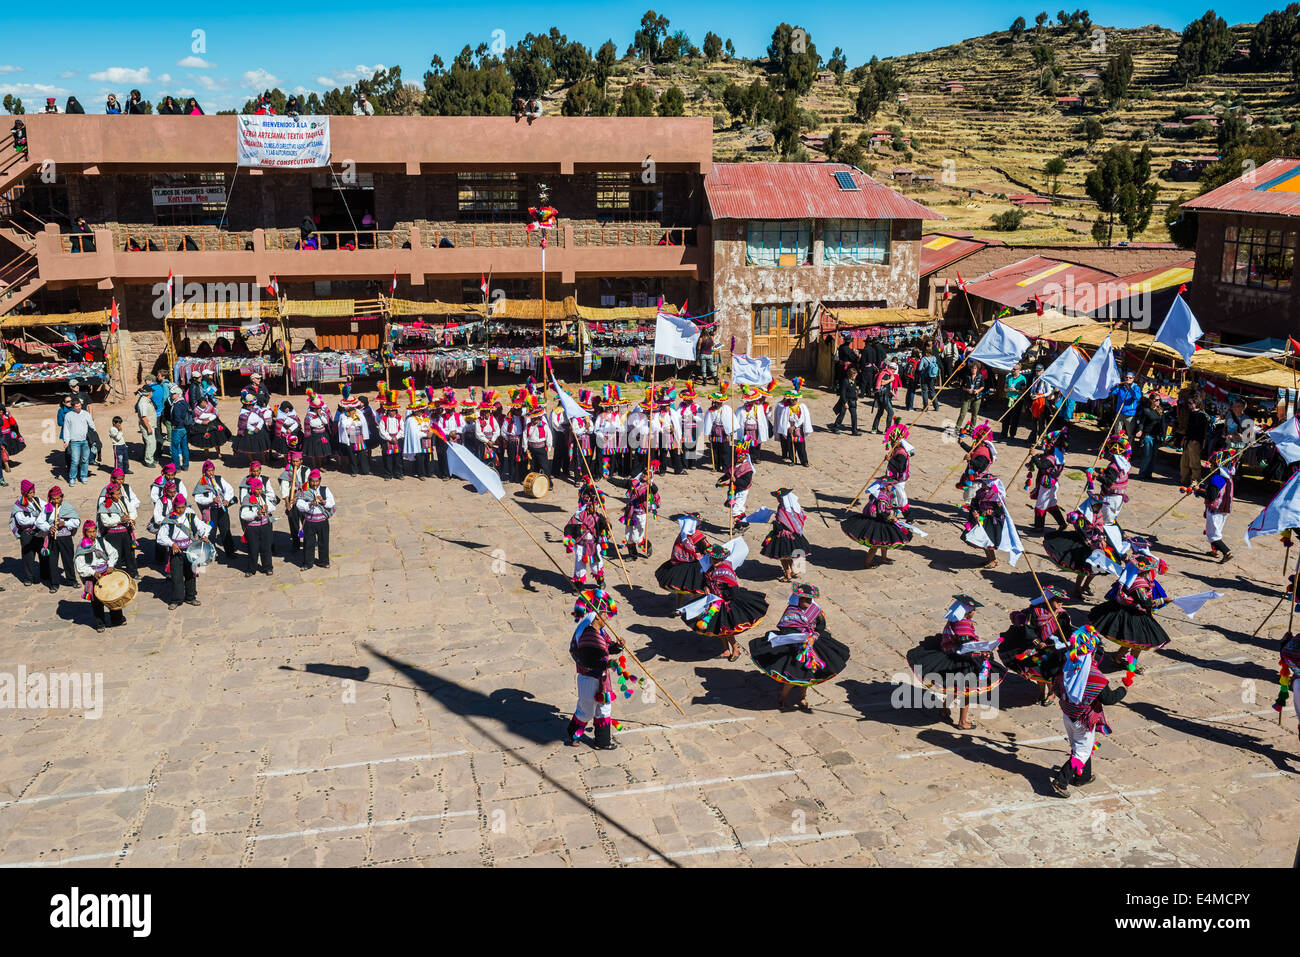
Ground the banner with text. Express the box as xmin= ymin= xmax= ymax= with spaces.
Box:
xmin=236 ymin=115 xmax=331 ymax=169
xmin=151 ymin=186 xmax=228 ymax=206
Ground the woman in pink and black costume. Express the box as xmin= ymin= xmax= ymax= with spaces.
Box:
xmin=906 ymin=594 xmax=1006 ymax=730
xmin=1087 ymin=544 xmax=1171 ymax=672
xmin=678 ymin=542 xmax=769 ymax=662
xmin=842 ymin=478 xmax=912 ymax=568
xmin=999 ymin=586 xmax=1071 ymax=705
xmin=749 ymin=583 xmax=850 ymax=713
xmin=760 ymin=487 xmax=812 ymax=582
xmin=655 ymin=512 xmax=709 ymax=597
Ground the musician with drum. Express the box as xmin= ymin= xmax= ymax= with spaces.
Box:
xmin=156 ymin=493 xmax=211 ymax=609
xmin=74 ymin=520 xmax=127 ymax=632
xmin=193 ymin=460 xmax=238 ymax=561
xmin=295 ymin=468 xmax=335 ymax=570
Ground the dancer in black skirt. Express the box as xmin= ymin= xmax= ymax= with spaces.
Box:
xmin=232 ymin=391 xmax=271 ymax=465
xmin=906 ymin=594 xmax=1005 ymax=729
xmin=1088 ymin=549 xmax=1171 ymax=672
xmin=750 ymin=583 xmax=850 ymax=712
xmin=655 ymin=512 xmax=709 ymax=599
xmin=760 ymin=488 xmax=811 ymax=581
xmin=302 ymin=390 xmax=334 ymax=472
xmin=271 ymin=400 xmax=302 ymax=462
xmin=1042 ymin=503 xmax=1114 ymax=600
xmin=999 ymin=586 xmax=1071 ymax=704
xmin=960 ymin=475 xmax=1007 ymax=569
xmin=188 ymin=395 xmax=230 ymax=457
xmin=679 ymin=542 xmax=769 ymax=662
xmin=842 ymin=479 xmax=912 ymax=568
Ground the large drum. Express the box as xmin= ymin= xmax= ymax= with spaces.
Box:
xmin=523 ymin=471 xmax=551 ymax=499
xmin=96 ymin=570 xmax=137 ymax=611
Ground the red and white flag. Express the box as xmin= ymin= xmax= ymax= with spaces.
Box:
xmin=942 ymin=280 xmax=950 ymax=302
xmin=479 ymin=273 xmax=488 ymax=297
xmin=390 ymin=269 xmax=398 ymax=296
xmin=266 ymin=275 xmax=279 ymax=298
xmin=109 ymin=298 xmax=119 ymax=334
xmin=1034 ymin=294 xmax=1044 ymax=317
xmin=1177 ymin=283 xmax=1188 ymax=295
xmin=956 ymin=271 xmax=968 ymax=293
xmin=165 ymin=269 xmax=174 ymax=301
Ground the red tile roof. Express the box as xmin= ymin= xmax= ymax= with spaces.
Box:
xmin=1181 ymin=157 xmax=1300 ymax=216
xmin=704 ymin=163 xmax=941 ymax=221
xmin=963 ymin=255 xmax=1118 ymax=310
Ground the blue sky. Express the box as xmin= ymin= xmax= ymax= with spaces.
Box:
xmin=0 ymin=2 xmax=1281 ymax=111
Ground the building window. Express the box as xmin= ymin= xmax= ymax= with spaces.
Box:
xmin=746 ymin=220 xmax=811 ymax=267
xmin=751 ymin=303 xmax=810 ymax=338
xmin=1220 ymin=225 xmax=1295 ymax=291
xmin=457 ymin=172 xmax=522 ymax=222
xmin=151 ymin=172 xmax=228 ymax=227
xmin=824 ymin=219 xmax=890 ymax=265
xmin=594 ymin=172 xmax=662 ymax=222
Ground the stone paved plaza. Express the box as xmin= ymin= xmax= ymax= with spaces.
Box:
xmin=0 ymin=386 xmax=1295 ymax=868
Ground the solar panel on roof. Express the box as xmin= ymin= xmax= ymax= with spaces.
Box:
xmin=833 ymin=171 xmax=859 ymax=191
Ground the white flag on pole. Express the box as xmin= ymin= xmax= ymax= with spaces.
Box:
xmin=447 ymin=443 xmax=505 ymax=499
xmin=731 ymin=353 xmax=772 ymax=386
xmin=654 ymin=311 xmax=699 ymax=360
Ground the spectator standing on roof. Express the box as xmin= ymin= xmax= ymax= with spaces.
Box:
xmin=125 ymin=89 xmax=146 ymax=114
xmin=353 ymin=93 xmax=374 ymax=115
xmin=104 ymin=94 xmax=121 ymax=114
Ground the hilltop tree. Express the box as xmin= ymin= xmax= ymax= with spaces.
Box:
xmin=618 ymin=82 xmax=657 ymax=116
xmin=670 ymin=30 xmax=698 ymax=58
xmin=828 ymin=47 xmax=847 ymax=83
xmin=1251 ymin=5 xmax=1300 ymax=70
xmin=1085 ymin=143 xmax=1158 ymax=244
xmin=555 ymin=41 xmax=594 ymax=84
xmin=594 ymin=40 xmax=617 ymax=91
xmin=768 ymin=23 xmax=821 ymax=96
xmin=2 ymin=95 xmax=23 ymax=114
xmin=854 ymin=71 xmax=881 ymax=122
xmin=1100 ymin=48 xmax=1135 ymax=106
xmin=1173 ymin=10 xmax=1233 ymax=83
xmin=1045 ymin=155 xmax=1068 ymax=193
xmin=725 ymin=38 xmax=735 ymax=58
xmin=1010 ymin=16 xmax=1027 ymax=40
xmin=561 ymin=79 xmax=611 ymax=115
xmin=1057 ymin=10 xmax=1069 ymax=25
xmin=722 ymin=79 xmax=775 ymax=125
xmin=659 ymin=85 xmax=686 ymax=116
xmin=423 ymin=46 xmax=513 ymax=115
xmin=703 ymin=31 xmax=723 ymax=60
xmin=1081 ymin=116 xmax=1104 ymax=150
xmin=1035 ymin=11 xmax=1049 ymax=31
xmin=634 ymin=10 xmax=670 ymax=61
xmin=504 ymin=35 xmax=557 ymax=100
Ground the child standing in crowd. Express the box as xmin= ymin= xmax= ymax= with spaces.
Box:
xmin=109 ymin=416 xmax=130 ymax=475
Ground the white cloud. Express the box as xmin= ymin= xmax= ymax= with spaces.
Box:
xmin=88 ymin=66 xmax=151 ymax=84
xmin=174 ymin=88 xmax=196 ymax=97
xmin=157 ymin=73 xmax=172 ymax=85
xmin=0 ymin=66 xmax=21 ymax=75
xmin=292 ymin=86 xmax=318 ymax=97
xmin=242 ymin=69 xmax=278 ymax=89
xmin=0 ymin=82 xmax=69 ymax=98
xmin=176 ymin=56 xmax=214 ymax=69
xmin=195 ymin=75 xmax=227 ymax=91
xmin=315 ymin=64 xmax=385 ymax=88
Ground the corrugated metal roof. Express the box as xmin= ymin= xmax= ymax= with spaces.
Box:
xmin=919 ymin=233 xmax=989 ymax=275
xmin=1181 ymin=157 xmax=1300 ymax=216
xmin=705 ymin=163 xmax=941 ymax=221
xmin=1085 ymin=257 xmax=1196 ymax=310
xmin=964 ymin=255 xmax=1118 ymax=310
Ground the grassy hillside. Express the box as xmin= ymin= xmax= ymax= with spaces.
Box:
xmin=561 ymin=21 xmax=1300 ymax=245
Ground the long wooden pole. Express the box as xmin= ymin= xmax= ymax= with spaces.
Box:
xmin=728 ymin=418 xmax=737 ymax=538
xmin=494 ymin=496 xmax=684 ymax=715
xmin=843 ymin=357 xmax=970 ymax=514
xmin=483 ymin=266 xmax=492 ymax=393
xmin=540 ymin=245 xmax=547 ymax=400
xmin=644 ymin=363 xmax=658 ymax=554
xmin=1146 ymin=436 xmax=1264 ymax=528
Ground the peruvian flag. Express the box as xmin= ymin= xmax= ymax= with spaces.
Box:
xmin=480 ymin=273 xmax=488 ymax=297
xmin=942 ymin=280 xmax=950 ymax=302
xmin=1177 ymin=283 xmax=1188 ymax=294
xmin=1289 ymin=336 xmax=1300 ymax=356
xmin=956 ymin=271 xmax=968 ymax=293
xmin=109 ymin=298 xmax=119 ymax=334
xmin=165 ymin=269 xmax=174 ymax=301
xmin=678 ymin=299 xmax=688 ymax=316
xmin=1034 ymin=294 xmax=1043 ymax=316
xmin=390 ymin=269 xmax=397 ymax=296
xmin=266 ymin=275 xmax=279 ymax=298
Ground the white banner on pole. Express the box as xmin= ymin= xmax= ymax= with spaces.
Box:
xmin=731 ymin=353 xmax=771 ymax=386
xmin=236 ymin=115 xmax=331 ymax=168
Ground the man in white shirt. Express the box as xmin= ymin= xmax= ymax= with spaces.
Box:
xmin=135 ymin=385 xmax=158 ymax=468
xmin=239 ymin=476 xmax=278 ymax=576
xmin=61 ymin=397 xmax=96 ymax=485
xmin=296 ymin=468 xmax=336 ymax=570
xmin=155 ymin=493 xmax=211 ymax=609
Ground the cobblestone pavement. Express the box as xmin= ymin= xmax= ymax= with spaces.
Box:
xmin=0 ymin=387 xmax=1295 ymax=867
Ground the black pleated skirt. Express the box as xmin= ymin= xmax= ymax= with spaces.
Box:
xmin=1089 ymin=601 xmax=1171 ymax=651
xmin=761 ymin=528 xmax=811 ymax=559
xmin=842 ymin=515 xmax=912 ymax=549
xmin=232 ymin=429 xmax=271 ymax=455
xmin=655 ymin=559 xmax=707 ymax=594
xmin=688 ymin=587 xmax=769 ymax=638
xmin=749 ymin=628 xmax=851 ymax=687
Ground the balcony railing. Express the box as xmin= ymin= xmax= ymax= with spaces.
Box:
xmin=421 ymin=226 xmax=562 ymax=249
xmin=572 ymin=226 xmax=694 ymax=248
xmin=264 ymin=229 xmax=408 ymax=251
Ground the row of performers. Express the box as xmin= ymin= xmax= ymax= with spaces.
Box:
xmin=8 ymin=458 xmax=338 ymax=625
xmin=210 ymin=379 xmax=819 ymax=482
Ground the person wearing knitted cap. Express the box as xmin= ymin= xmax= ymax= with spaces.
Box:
xmin=957 ymin=421 xmax=998 ymax=506
xmin=38 ymin=485 xmax=80 ymax=592
xmin=156 ymin=493 xmax=211 ymax=610
xmin=375 ymin=390 xmax=405 ymax=480
xmin=649 ymin=387 xmax=684 ymax=477
xmin=701 ymin=384 xmax=734 ymax=473
xmin=675 ymin=382 xmax=704 ymax=471
xmin=1088 ymin=546 xmax=1171 ymax=672
xmin=717 ymin=438 xmax=756 ymax=528
xmin=761 ymin=488 xmax=812 ymax=582
xmin=296 ymin=468 xmax=336 ymax=570
xmin=97 ymin=468 xmax=140 ymax=578
xmin=1026 ymin=428 xmax=1069 ymax=533
xmin=679 ymin=541 xmax=770 ymax=661
xmin=1094 ymin=432 xmax=1132 ymax=524
xmin=565 ymin=589 xmax=627 ymax=750
xmin=774 ymin=380 xmax=813 ymax=467
xmin=883 ymin=423 xmax=913 ymax=512
xmin=303 ymin=390 xmax=333 ymax=473
xmin=961 ymin=474 xmax=1008 ymax=569
xmin=75 ymin=520 xmax=123 ymax=632
xmin=842 ymin=479 xmax=913 ymax=568
xmin=148 ymin=462 xmax=189 ymax=511
xmin=1199 ymin=449 xmax=1235 ymax=563
xmin=499 ymin=390 xmax=527 ymax=483
xmin=563 ymin=481 xmax=611 ymax=588
xmin=434 ymin=393 xmax=467 ymax=481
xmin=10 ymin=479 xmax=44 ymax=586
xmin=1043 ymin=503 xmax=1112 ymax=602
xmin=239 ymin=472 xmax=279 ymax=577
xmin=475 ymin=394 xmax=503 ymax=469
xmin=524 ymin=401 xmax=553 ymax=479
xmin=624 ymin=393 xmax=651 ymax=470
xmin=193 ymin=460 xmax=237 ymax=561
xmin=655 ymin=512 xmax=709 ymax=599
xmin=750 ymin=583 xmax=850 ymax=713
xmin=278 ymin=449 xmax=311 ymax=554
xmin=907 ymin=594 xmax=1004 ymax=730
xmin=233 ymin=390 xmax=272 ymax=466
xmin=548 ymin=394 xmax=573 ymax=482
xmin=1050 ymin=624 xmax=1127 ymax=796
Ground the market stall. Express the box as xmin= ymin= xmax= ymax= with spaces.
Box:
xmin=575 ymin=302 xmax=680 ymax=379
xmin=279 ymin=298 xmax=385 ymax=390
xmin=815 ymin=307 xmax=939 ymax=386
xmin=0 ymin=309 xmax=120 ymax=403
xmin=165 ymin=300 xmax=284 ymax=395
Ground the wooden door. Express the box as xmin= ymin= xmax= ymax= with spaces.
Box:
xmin=750 ymin=303 xmax=813 ymax=373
